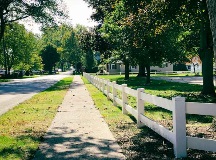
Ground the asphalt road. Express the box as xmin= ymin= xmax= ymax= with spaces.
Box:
xmin=0 ymin=71 xmax=72 ymax=116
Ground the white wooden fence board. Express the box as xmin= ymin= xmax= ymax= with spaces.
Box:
xmin=104 ymin=90 xmax=107 ymax=95
xmin=141 ymin=93 xmax=173 ymax=111
xmin=186 ymin=102 xmax=216 ymax=116
xmin=125 ymin=87 xmax=137 ymax=97
xmin=108 ymin=82 xmax=112 ymax=87
xmin=108 ymin=93 xmax=113 ymax=99
xmin=140 ymin=114 xmax=174 ymax=144
xmin=115 ymin=97 xmax=123 ymax=106
xmin=187 ymin=136 xmax=216 ymax=152
xmin=125 ymin=104 xmax=138 ymax=118
xmin=114 ymin=83 xmax=122 ymax=90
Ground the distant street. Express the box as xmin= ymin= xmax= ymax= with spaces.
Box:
xmin=0 ymin=71 xmax=72 ymax=116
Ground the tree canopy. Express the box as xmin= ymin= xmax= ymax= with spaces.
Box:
xmin=40 ymin=45 xmax=60 ymax=74
xmin=85 ymin=0 xmax=215 ymax=95
xmin=0 ymin=0 xmax=67 ymax=41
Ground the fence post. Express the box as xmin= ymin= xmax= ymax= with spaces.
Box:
xmin=96 ymin=77 xmax=99 ymax=88
xmin=107 ymin=80 xmax=110 ymax=99
xmin=172 ymin=97 xmax=187 ymax=158
xmin=102 ymin=79 xmax=105 ymax=93
xmin=112 ymin=81 xmax=117 ymax=106
xmin=99 ymin=78 xmax=101 ymax=90
xmin=122 ymin=84 xmax=128 ymax=114
xmin=137 ymin=88 xmax=144 ymax=128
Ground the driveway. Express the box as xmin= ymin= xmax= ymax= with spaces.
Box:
xmin=152 ymin=76 xmax=204 ymax=85
xmin=0 ymin=71 xmax=72 ymax=116
xmin=152 ymin=76 xmax=216 ymax=86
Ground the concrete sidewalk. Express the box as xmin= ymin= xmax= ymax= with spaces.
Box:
xmin=33 ymin=75 xmax=125 ymax=160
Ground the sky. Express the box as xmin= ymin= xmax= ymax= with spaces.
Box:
xmin=23 ymin=0 xmax=97 ymax=34
xmin=64 ymin=0 xmax=97 ymax=27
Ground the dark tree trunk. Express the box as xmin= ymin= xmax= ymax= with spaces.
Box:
xmin=145 ymin=65 xmax=150 ymax=84
xmin=2 ymin=35 xmax=9 ymax=77
xmin=0 ymin=12 xmax=5 ymax=42
xmin=206 ymin=0 xmax=216 ymax=66
xmin=199 ymin=18 xmax=215 ymax=95
xmin=137 ymin=61 xmax=146 ymax=77
xmin=201 ymin=49 xmax=215 ymax=95
xmin=193 ymin=63 xmax=196 ymax=73
xmin=124 ymin=60 xmax=129 ymax=80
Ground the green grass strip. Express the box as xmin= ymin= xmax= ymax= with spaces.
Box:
xmin=0 ymin=76 xmax=73 ymax=160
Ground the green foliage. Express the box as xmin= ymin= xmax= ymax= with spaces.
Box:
xmin=40 ymin=45 xmax=60 ymax=73
xmin=0 ymin=23 xmax=42 ymax=74
xmin=77 ymin=28 xmax=97 ymax=72
xmin=0 ymin=0 xmax=67 ymax=41
xmin=40 ymin=25 xmax=83 ymax=71
xmin=85 ymin=0 xmax=215 ymax=95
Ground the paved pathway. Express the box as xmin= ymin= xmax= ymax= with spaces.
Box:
xmin=33 ymin=75 xmax=125 ymax=160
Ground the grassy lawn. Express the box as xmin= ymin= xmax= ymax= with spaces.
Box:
xmin=0 ymin=76 xmax=73 ymax=160
xmin=0 ymin=79 xmax=10 ymax=82
xmin=82 ymin=76 xmax=216 ymax=159
xmin=98 ymin=75 xmax=215 ymax=103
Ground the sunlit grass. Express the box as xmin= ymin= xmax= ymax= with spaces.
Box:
xmin=0 ymin=76 xmax=73 ymax=160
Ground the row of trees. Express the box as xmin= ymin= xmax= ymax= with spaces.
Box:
xmin=0 ymin=0 xmax=99 ymax=77
xmin=0 ymin=0 xmax=67 ymax=76
xmin=0 ymin=22 xmax=98 ymax=77
xmin=84 ymin=0 xmax=216 ymax=96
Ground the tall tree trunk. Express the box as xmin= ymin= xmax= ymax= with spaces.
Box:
xmin=124 ymin=59 xmax=129 ymax=80
xmin=193 ymin=63 xmax=196 ymax=73
xmin=137 ymin=61 xmax=146 ymax=77
xmin=199 ymin=20 xmax=215 ymax=95
xmin=2 ymin=35 xmax=8 ymax=77
xmin=145 ymin=65 xmax=150 ymax=84
xmin=206 ymin=0 xmax=216 ymax=65
xmin=0 ymin=13 xmax=5 ymax=42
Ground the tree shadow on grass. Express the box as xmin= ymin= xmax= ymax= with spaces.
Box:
xmin=0 ymin=135 xmax=41 ymax=160
xmin=116 ymin=118 xmax=216 ymax=160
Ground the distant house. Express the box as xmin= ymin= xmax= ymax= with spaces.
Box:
xmin=105 ymin=62 xmax=173 ymax=74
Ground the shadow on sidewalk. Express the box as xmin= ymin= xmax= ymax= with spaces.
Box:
xmin=33 ymin=126 xmax=124 ymax=160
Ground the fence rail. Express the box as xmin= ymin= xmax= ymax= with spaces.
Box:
xmin=83 ymin=72 xmax=216 ymax=158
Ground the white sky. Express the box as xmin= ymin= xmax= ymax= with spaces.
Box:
xmin=64 ymin=0 xmax=97 ymax=27
xmin=23 ymin=0 xmax=97 ymax=34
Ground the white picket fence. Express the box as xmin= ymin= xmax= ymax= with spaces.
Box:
xmin=83 ymin=72 xmax=216 ymax=158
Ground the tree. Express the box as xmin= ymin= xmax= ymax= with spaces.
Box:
xmin=206 ymin=0 xmax=216 ymax=65
xmin=62 ymin=29 xmax=81 ymax=70
xmin=123 ymin=0 xmax=215 ymax=95
xmin=78 ymin=29 xmax=96 ymax=72
xmin=0 ymin=0 xmax=67 ymax=42
xmin=0 ymin=22 xmax=41 ymax=76
xmin=40 ymin=25 xmax=82 ymax=71
xmin=84 ymin=0 xmax=116 ymax=23
xmin=40 ymin=45 xmax=60 ymax=74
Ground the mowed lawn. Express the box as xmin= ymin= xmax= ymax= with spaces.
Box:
xmin=83 ymin=74 xmax=216 ymax=159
